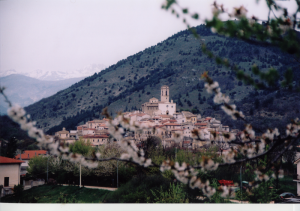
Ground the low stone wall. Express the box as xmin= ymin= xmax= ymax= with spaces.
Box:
xmin=32 ymin=180 xmax=45 ymax=187
xmin=23 ymin=179 xmax=45 ymax=188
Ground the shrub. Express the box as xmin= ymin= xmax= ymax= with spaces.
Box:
xmin=105 ymin=175 xmax=170 ymax=203
xmin=249 ymin=178 xmax=278 ymax=203
xmin=13 ymin=184 xmax=24 ymax=196
xmin=149 ymin=183 xmax=189 ymax=203
xmin=48 ymin=178 xmax=57 ymax=185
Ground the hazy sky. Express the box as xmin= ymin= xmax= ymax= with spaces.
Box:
xmin=0 ymin=0 xmax=298 ymax=73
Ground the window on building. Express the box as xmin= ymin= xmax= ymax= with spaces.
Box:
xmin=4 ymin=177 xmax=9 ymax=186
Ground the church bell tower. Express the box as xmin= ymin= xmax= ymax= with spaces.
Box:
xmin=160 ymin=85 xmax=169 ymax=102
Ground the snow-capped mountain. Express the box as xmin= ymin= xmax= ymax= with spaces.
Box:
xmin=24 ymin=70 xmax=70 ymax=81
xmin=75 ymin=63 xmax=106 ymax=77
xmin=0 ymin=69 xmax=18 ymax=77
xmin=0 ymin=63 xmax=106 ymax=81
xmin=0 ymin=74 xmax=85 ymax=114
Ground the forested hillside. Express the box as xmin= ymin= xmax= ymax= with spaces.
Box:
xmin=23 ymin=24 xmax=300 ymax=135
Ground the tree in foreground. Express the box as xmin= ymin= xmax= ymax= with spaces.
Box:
xmin=69 ymin=139 xmax=93 ymax=187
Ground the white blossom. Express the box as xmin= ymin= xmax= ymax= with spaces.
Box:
xmin=211 ymin=27 xmax=217 ymax=33
xmin=213 ymin=92 xmax=230 ymax=104
xmin=221 ymin=104 xmax=244 ymax=120
xmin=96 ymin=152 xmax=101 ymax=159
xmin=204 ymin=81 xmax=219 ymax=93
xmin=144 ymin=158 xmax=152 ymax=167
xmin=262 ymin=128 xmax=279 ymax=141
xmin=220 ymin=186 xmax=229 ymax=198
xmin=174 ymin=162 xmax=187 ymax=171
xmin=201 ymin=159 xmax=219 ymax=171
xmin=120 ymin=153 xmax=130 ymax=160
xmin=230 ymin=6 xmax=247 ymax=19
xmin=223 ymin=132 xmax=236 ymax=142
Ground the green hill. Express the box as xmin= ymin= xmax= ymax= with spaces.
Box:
xmin=22 ymin=24 xmax=300 ymax=135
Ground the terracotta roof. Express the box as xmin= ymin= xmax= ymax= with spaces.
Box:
xmin=0 ymin=156 xmax=25 ymax=164
xmin=137 ymin=114 xmax=147 ymax=117
xmin=15 ymin=150 xmax=47 ymax=160
xmin=94 ymin=119 xmax=103 ymax=122
xmin=59 ymin=137 xmax=76 ymax=141
xmin=163 ymin=123 xmax=181 ymax=126
xmin=56 ymin=130 xmax=69 ymax=134
xmin=159 ymin=115 xmax=172 ymax=118
xmin=182 ymin=111 xmax=196 ymax=117
xmin=169 ymin=120 xmax=177 ymax=122
xmin=195 ymin=123 xmax=208 ymax=126
xmin=77 ymin=125 xmax=87 ymax=129
xmin=83 ymin=135 xmax=109 ymax=138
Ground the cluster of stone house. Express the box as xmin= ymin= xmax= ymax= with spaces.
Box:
xmin=121 ymin=110 xmax=233 ymax=149
xmin=52 ymin=85 xmax=237 ymax=151
xmin=54 ymin=119 xmax=110 ymax=147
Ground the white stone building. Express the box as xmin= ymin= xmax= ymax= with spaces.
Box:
xmin=293 ymin=158 xmax=300 ymax=196
xmin=141 ymin=85 xmax=176 ymax=116
xmin=0 ymin=156 xmax=24 ymax=196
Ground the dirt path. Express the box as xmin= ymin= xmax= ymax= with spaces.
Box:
xmin=62 ymin=184 xmax=117 ymax=191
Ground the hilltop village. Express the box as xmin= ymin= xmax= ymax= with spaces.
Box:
xmin=54 ymin=85 xmax=239 ymax=149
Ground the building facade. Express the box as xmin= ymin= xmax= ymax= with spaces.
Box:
xmin=142 ymin=85 xmax=176 ymax=116
xmin=0 ymin=156 xmax=24 ymax=196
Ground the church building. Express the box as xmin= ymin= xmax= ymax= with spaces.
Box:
xmin=141 ymin=85 xmax=176 ymax=116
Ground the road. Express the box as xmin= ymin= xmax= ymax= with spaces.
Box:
xmin=62 ymin=184 xmax=117 ymax=191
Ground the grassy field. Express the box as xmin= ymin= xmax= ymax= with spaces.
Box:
xmin=1 ymin=185 xmax=110 ymax=203
xmin=276 ymin=175 xmax=297 ymax=195
xmin=1 ymin=175 xmax=296 ymax=203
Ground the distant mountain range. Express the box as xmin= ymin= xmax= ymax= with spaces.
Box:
xmin=0 ymin=74 xmax=85 ymax=114
xmin=0 ymin=63 xmax=106 ymax=81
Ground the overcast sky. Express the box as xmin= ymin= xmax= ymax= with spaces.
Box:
xmin=0 ymin=0 xmax=298 ymax=74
